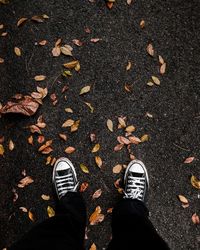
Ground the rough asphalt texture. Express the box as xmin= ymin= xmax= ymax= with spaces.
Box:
xmin=0 ymin=0 xmax=200 ymax=249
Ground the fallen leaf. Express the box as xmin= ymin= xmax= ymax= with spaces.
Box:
xmin=75 ymin=62 xmax=81 ymax=72
xmin=12 ymin=188 xmax=18 ymax=202
xmin=17 ymin=17 xmax=28 ymax=27
xmin=90 ymin=38 xmax=101 ymax=43
xmin=62 ymin=119 xmax=74 ymax=128
xmin=46 ymin=156 xmax=52 ymax=165
xmin=1 ymin=32 xmax=7 ymax=37
xmin=60 ymin=46 xmax=73 ymax=56
xmin=107 ymin=207 xmax=113 ymax=214
xmin=178 ymin=195 xmax=189 ymax=206
xmin=0 ymin=144 xmax=5 ymax=156
xmin=145 ymin=112 xmax=153 ymax=118
xmin=38 ymin=40 xmax=47 ymax=46
xmin=0 ymin=24 xmax=3 ymax=29
xmin=65 ymin=146 xmax=75 ymax=154
xmin=85 ymin=27 xmax=91 ymax=33
xmin=147 ymin=81 xmax=154 ymax=87
xmin=140 ymin=19 xmax=145 ymax=29
xmin=129 ymin=136 xmax=141 ymax=144
xmin=127 ymin=0 xmax=132 ymax=5
xmin=107 ymin=119 xmax=113 ymax=132
xmin=118 ymin=117 xmax=126 ymax=128
xmin=28 ymin=135 xmax=33 ymax=145
xmin=92 ymin=143 xmax=100 ymax=153
xmin=106 ymin=2 xmax=113 ymax=9
xmin=62 ymin=70 xmax=72 ymax=77
xmin=184 ymin=156 xmax=194 ymax=164
xmin=117 ymin=136 xmax=130 ymax=145
xmin=113 ymin=164 xmax=122 ymax=174
xmin=147 ymin=43 xmax=154 ymax=57
xmin=95 ymin=156 xmax=102 ymax=168
xmin=80 ymin=163 xmax=89 ymax=174
xmin=38 ymin=140 xmax=53 ymax=152
xmin=51 ymin=157 xmax=56 ymax=166
xmin=19 ymin=207 xmax=28 ymax=213
xmin=84 ymin=102 xmax=94 ymax=113
xmin=89 ymin=243 xmax=97 ymax=250
xmin=126 ymin=61 xmax=132 ymax=71
xmin=14 ymin=47 xmax=21 ymax=56
xmin=52 ymin=47 xmax=61 ymax=57
xmin=191 ymin=175 xmax=200 ymax=189
xmin=80 ymin=182 xmax=89 ymax=192
xmin=89 ymin=206 xmax=104 ymax=225
xmin=31 ymin=15 xmax=44 ymax=23
xmin=124 ymin=83 xmax=133 ymax=92
xmin=192 ymin=213 xmax=200 ymax=224
xmin=114 ymin=143 xmax=124 ymax=151
xmin=28 ymin=210 xmax=35 ymax=221
xmin=29 ymin=125 xmax=41 ymax=134
xmin=59 ymin=133 xmax=67 ymax=141
xmin=80 ymin=85 xmax=91 ymax=95
xmin=34 ymin=75 xmax=46 ymax=81
xmin=125 ymin=125 xmax=135 ymax=133
xmin=18 ymin=176 xmax=34 ymax=188
xmin=0 ymin=57 xmax=4 ymax=63
xmin=47 ymin=206 xmax=55 ymax=217
xmin=92 ymin=189 xmax=102 ymax=199
xmin=65 ymin=108 xmax=73 ymax=113
xmin=0 ymin=96 xmax=40 ymax=116
xmin=152 ymin=76 xmax=160 ymax=85
xmin=41 ymin=194 xmax=50 ymax=200
xmin=72 ymin=39 xmax=83 ymax=46
xmin=36 ymin=86 xmax=48 ymax=99
xmin=8 ymin=140 xmax=14 ymax=151
xmin=114 ymin=178 xmax=121 ymax=189
xmin=159 ymin=55 xmax=165 ymax=65
xmin=71 ymin=120 xmax=80 ymax=132
xmin=140 ymin=134 xmax=149 ymax=142
xmin=130 ymin=154 xmax=136 ymax=160
xmin=63 ymin=60 xmax=79 ymax=69
xmin=41 ymin=146 xmax=53 ymax=154
xmin=160 ymin=62 xmax=166 ymax=75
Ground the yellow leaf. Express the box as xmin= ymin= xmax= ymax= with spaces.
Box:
xmin=0 ymin=144 xmax=4 ymax=156
xmin=107 ymin=119 xmax=113 ymax=132
xmin=62 ymin=119 xmax=74 ymax=127
xmin=63 ymin=60 xmax=78 ymax=69
xmin=92 ymin=143 xmax=100 ymax=153
xmin=80 ymin=85 xmax=91 ymax=95
xmin=80 ymin=163 xmax=89 ymax=174
xmin=75 ymin=62 xmax=81 ymax=72
xmin=34 ymin=75 xmax=46 ymax=81
xmin=47 ymin=206 xmax=55 ymax=217
xmin=140 ymin=134 xmax=149 ymax=142
xmin=84 ymin=102 xmax=94 ymax=113
xmin=191 ymin=175 xmax=200 ymax=189
xmin=151 ymin=76 xmax=160 ymax=85
xmin=95 ymin=156 xmax=102 ymax=168
xmin=14 ymin=47 xmax=21 ymax=56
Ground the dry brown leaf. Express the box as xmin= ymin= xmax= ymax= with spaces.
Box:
xmin=0 ymin=24 xmax=3 ymax=29
xmin=71 ymin=120 xmax=80 ymax=132
xmin=127 ymin=0 xmax=132 ymax=5
xmin=52 ymin=47 xmax=61 ymax=57
xmin=18 ymin=176 xmax=34 ymax=188
xmin=63 ymin=60 xmax=79 ymax=69
xmin=89 ymin=243 xmax=97 ymax=250
xmin=178 ymin=195 xmax=189 ymax=206
xmin=140 ymin=20 xmax=145 ymax=29
xmin=192 ymin=213 xmax=200 ymax=224
xmin=159 ymin=55 xmax=165 ymax=65
xmin=107 ymin=207 xmax=113 ymax=214
xmin=90 ymin=38 xmax=101 ymax=43
xmin=36 ymin=86 xmax=48 ymax=99
xmin=118 ymin=117 xmax=126 ymax=128
xmin=84 ymin=102 xmax=94 ymax=113
xmin=19 ymin=207 xmax=28 ymax=213
xmin=80 ymin=163 xmax=89 ymax=174
xmin=152 ymin=76 xmax=160 ymax=85
xmin=92 ymin=143 xmax=100 ymax=153
xmin=46 ymin=156 xmax=52 ymax=165
xmin=92 ymin=189 xmax=102 ymax=199
xmin=62 ymin=119 xmax=74 ymax=128
xmin=113 ymin=164 xmax=122 ymax=174
xmin=117 ymin=136 xmax=130 ymax=145
xmin=160 ymin=62 xmax=166 ymax=75
xmin=0 ymin=144 xmax=4 ymax=156
xmin=126 ymin=61 xmax=132 ymax=71
xmin=65 ymin=108 xmax=73 ymax=113
xmin=129 ymin=136 xmax=141 ymax=144
xmin=79 ymin=182 xmax=89 ymax=192
xmin=72 ymin=39 xmax=83 ymax=46
xmin=125 ymin=125 xmax=135 ymax=133
xmin=59 ymin=133 xmax=67 ymax=141
xmin=31 ymin=15 xmax=44 ymax=23
xmin=47 ymin=206 xmax=55 ymax=217
xmin=50 ymin=157 xmax=56 ymax=166
xmin=60 ymin=46 xmax=73 ymax=56
xmin=191 ymin=175 xmax=200 ymax=189
xmin=141 ymin=134 xmax=149 ymax=142
xmin=0 ymin=96 xmax=40 ymax=116
xmin=38 ymin=140 xmax=52 ymax=152
xmin=89 ymin=206 xmax=105 ymax=225
xmin=147 ymin=81 xmax=154 ymax=87
xmin=107 ymin=119 xmax=113 ymax=132
xmin=147 ymin=43 xmax=154 ymax=57
xmin=41 ymin=146 xmax=53 ymax=155
xmin=14 ymin=47 xmax=21 ymax=56
xmin=184 ymin=156 xmax=194 ymax=164
xmin=28 ymin=135 xmax=33 ymax=145
xmin=17 ymin=17 xmax=28 ymax=27
xmin=90 ymin=133 xmax=96 ymax=142
xmin=41 ymin=194 xmax=50 ymax=200
xmin=75 ymin=62 xmax=81 ymax=72
xmin=8 ymin=140 xmax=14 ymax=151
xmin=65 ymin=146 xmax=75 ymax=154
xmin=39 ymin=40 xmax=47 ymax=46
xmin=106 ymin=2 xmax=113 ymax=9
xmin=80 ymin=85 xmax=91 ymax=95
xmin=28 ymin=210 xmax=35 ymax=222
xmin=0 ymin=57 xmax=4 ymax=64
xmin=34 ymin=75 xmax=46 ymax=81
xmin=30 ymin=125 xmax=41 ymax=134
xmin=114 ymin=143 xmax=124 ymax=152
xmin=124 ymin=83 xmax=133 ymax=92
xmin=95 ymin=156 xmax=102 ymax=168
xmin=1 ymin=32 xmax=7 ymax=37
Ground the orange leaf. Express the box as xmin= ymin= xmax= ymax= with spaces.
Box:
xmin=184 ymin=157 xmax=194 ymax=164
xmin=18 ymin=176 xmax=34 ymax=188
xmin=95 ymin=156 xmax=102 ymax=168
xmin=65 ymin=146 xmax=75 ymax=154
xmin=192 ymin=213 xmax=200 ymax=224
xmin=114 ymin=143 xmax=124 ymax=152
xmin=113 ymin=164 xmax=122 ymax=174
xmin=89 ymin=206 xmax=105 ymax=225
xmin=28 ymin=210 xmax=35 ymax=222
xmin=117 ymin=136 xmax=130 ymax=145
xmin=79 ymin=182 xmax=89 ymax=192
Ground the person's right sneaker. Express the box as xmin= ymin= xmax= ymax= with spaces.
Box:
xmin=124 ymin=159 xmax=149 ymax=202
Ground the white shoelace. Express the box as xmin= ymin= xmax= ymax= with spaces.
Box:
xmin=124 ymin=176 xmax=145 ymax=200
xmin=56 ymin=173 xmax=77 ymax=197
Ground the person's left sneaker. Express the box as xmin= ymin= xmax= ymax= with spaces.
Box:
xmin=52 ymin=157 xmax=78 ymax=200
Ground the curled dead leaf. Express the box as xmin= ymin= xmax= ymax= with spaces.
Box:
xmin=84 ymin=102 xmax=94 ymax=113
xmin=62 ymin=119 xmax=74 ymax=128
xmin=59 ymin=133 xmax=67 ymax=141
xmin=114 ymin=143 xmax=124 ymax=152
xmin=28 ymin=210 xmax=35 ymax=222
xmin=63 ymin=60 xmax=79 ymax=69
xmin=126 ymin=61 xmax=132 ymax=71
xmin=140 ymin=20 xmax=145 ymax=29
xmin=17 ymin=17 xmax=28 ymax=27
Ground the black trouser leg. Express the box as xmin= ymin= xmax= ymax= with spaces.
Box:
xmin=9 ymin=192 xmax=86 ymax=250
xmin=107 ymin=199 xmax=170 ymax=250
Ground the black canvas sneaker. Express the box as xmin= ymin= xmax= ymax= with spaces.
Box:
xmin=124 ymin=159 xmax=149 ymax=202
xmin=52 ymin=157 xmax=78 ymax=200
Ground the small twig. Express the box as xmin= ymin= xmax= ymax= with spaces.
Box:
xmin=173 ymin=143 xmax=190 ymax=152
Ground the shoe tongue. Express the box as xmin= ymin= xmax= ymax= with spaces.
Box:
xmin=57 ymin=169 xmax=70 ymax=177
xmin=130 ymin=172 xmax=144 ymax=178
